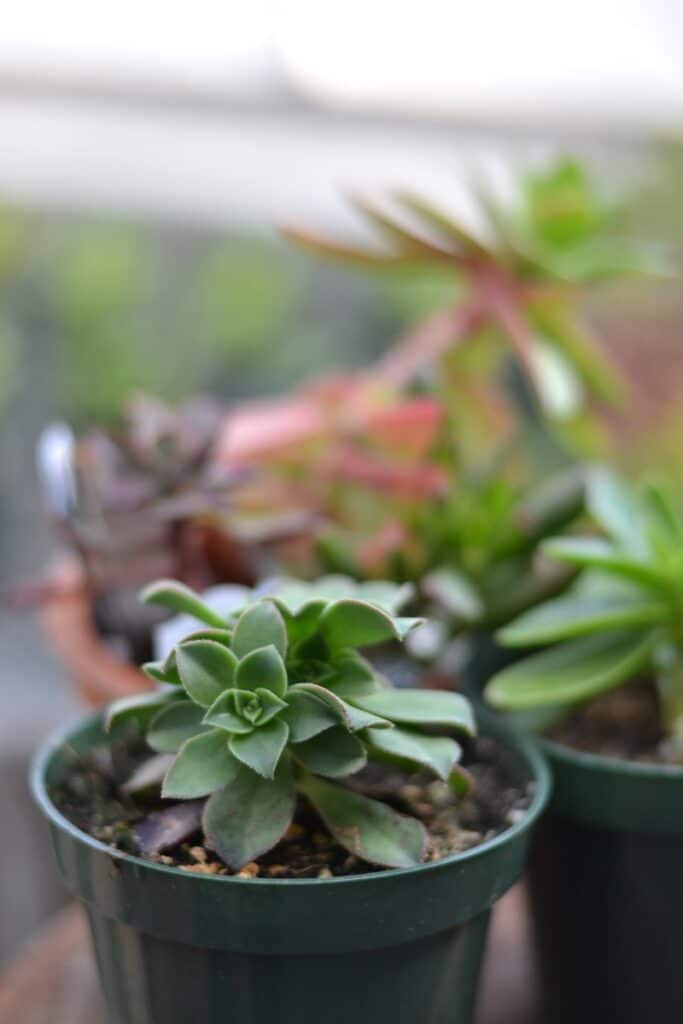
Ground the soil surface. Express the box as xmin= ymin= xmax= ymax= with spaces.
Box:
xmin=546 ymin=680 xmax=683 ymax=766
xmin=52 ymin=734 xmax=533 ymax=879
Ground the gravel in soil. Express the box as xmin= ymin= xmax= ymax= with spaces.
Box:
xmin=546 ymin=680 xmax=683 ymax=765
xmin=52 ymin=734 xmax=533 ymax=879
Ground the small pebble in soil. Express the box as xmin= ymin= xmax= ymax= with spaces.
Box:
xmin=52 ymin=733 xmax=532 ymax=879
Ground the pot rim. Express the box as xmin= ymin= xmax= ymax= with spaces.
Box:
xmin=539 ymin=735 xmax=683 ymax=779
xmin=32 ymin=709 xmax=550 ymax=889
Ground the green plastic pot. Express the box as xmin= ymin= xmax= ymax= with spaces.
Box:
xmin=529 ymin=738 xmax=683 ymax=1024
xmin=32 ymin=712 xmax=549 ymax=1024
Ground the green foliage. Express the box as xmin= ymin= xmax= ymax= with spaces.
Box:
xmin=109 ymin=575 xmax=476 ymax=870
xmin=486 ymin=469 xmax=683 ymax=748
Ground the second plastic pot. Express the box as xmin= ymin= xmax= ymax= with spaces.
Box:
xmin=529 ymin=738 xmax=683 ymax=1024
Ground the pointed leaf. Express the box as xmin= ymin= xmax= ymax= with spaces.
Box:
xmin=351 ymin=689 xmax=476 ymax=736
xmin=290 ymin=683 xmax=393 ymax=732
xmin=232 ymin=601 xmax=287 ymax=659
xmin=135 ymin=801 xmax=204 ymax=855
xmin=349 ymin=195 xmax=458 ymax=262
xmin=279 ymin=226 xmax=416 ymax=269
xmin=320 ymin=599 xmax=422 ymax=650
xmin=176 ymin=640 xmax=238 ymax=707
xmin=162 ymin=729 xmax=240 ymax=799
xmin=485 ymin=630 xmax=656 ymax=710
xmin=229 ymin=719 xmax=289 ymax=779
xmin=147 ymin=701 xmax=209 ymax=753
xmin=203 ymin=690 xmax=254 ymax=734
xmin=365 ymin=726 xmax=462 ymax=781
xmin=142 ymin=659 xmax=182 ymax=686
xmin=299 ymin=775 xmax=427 ymax=868
xmin=542 ymin=537 xmax=668 ymax=592
xmin=140 ymin=579 xmax=227 ymax=628
xmin=281 ymin=689 xmax=339 ymax=742
xmin=203 ymin=759 xmax=295 ymax=869
xmin=292 ymin=727 xmax=367 ymax=777
xmin=235 ymin=645 xmax=288 ymax=696
xmin=587 ymin=467 xmax=650 ymax=556
xmin=106 ymin=691 xmax=179 ymax=734
xmin=395 ymin=190 xmax=488 ymax=257
xmin=326 ymin=649 xmax=384 ymax=700
xmin=497 ymin=592 xmax=664 ymax=647
xmin=254 ymin=688 xmax=288 ymax=725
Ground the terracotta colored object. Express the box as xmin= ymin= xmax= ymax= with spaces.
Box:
xmin=37 ymin=561 xmax=152 ymax=707
xmin=0 ymin=889 xmax=537 ymax=1024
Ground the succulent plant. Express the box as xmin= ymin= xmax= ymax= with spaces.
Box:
xmin=108 ymin=576 xmax=475 ymax=870
xmin=283 ymin=158 xmax=659 ymax=413
xmin=485 ymin=468 xmax=683 ymax=751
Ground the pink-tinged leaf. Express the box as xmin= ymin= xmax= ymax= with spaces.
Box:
xmin=365 ymin=398 xmax=444 ymax=457
xmin=134 ymin=800 xmax=204 ymax=854
xmin=279 ymin=225 xmax=419 ymax=268
xmin=328 ymin=449 xmax=449 ymax=498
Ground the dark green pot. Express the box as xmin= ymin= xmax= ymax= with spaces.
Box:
xmin=529 ymin=738 xmax=683 ymax=1024
xmin=32 ymin=713 xmax=549 ymax=1024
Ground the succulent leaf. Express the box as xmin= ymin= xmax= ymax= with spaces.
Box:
xmin=203 ymin=690 xmax=258 ymax=734
xmin=176 ymin=640 xmax=238 ymax=707
xmin=289 ymin=683 xmax=393 ymax=732
xmin=232 ymin=601 xmax=287 ymax=659
xmin=140 ymin=579 xmax=227 ymax=628
xmin=106 ymin=690 xmax=180 ymax=734
xmin=229 ymin=718 xmax=290 ymax=779
xmin=147 ymin=701 xmax=209 ymax=753
xmin=292 ymin=727 xmax=367 ymax=778
xmin=299 ymin=775 xmax=427 ymax=868
xmin=497 ymin=591 xmax=664 ymax=647
xmin=351 ymin=689 xmax=476 ymax=736
xmin=235 ymin=644 xmax=288 ymax=696
xmin=203 ymin=759 xmax=295 ymax=869
xmin=486 ymin=630 xmax=656 ymax=710
xmin=281 ymin=689 xmax=339 ymax=742
xmin=142 ymin=659 xmax=183 ymax=686
xmin=162 ymin=730 xmax=240 ymax=799
xmin=364 ymin=726 xmax=462 ymax=781
xmin=320 ymin=598 xmax=422 ymax=650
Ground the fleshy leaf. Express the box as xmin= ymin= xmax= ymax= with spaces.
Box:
xmin=140 ymin=579 xmax=227 ymax=628
xmin=229 ymin=718 xmax=289 ymax=779
xmin=203 ymin=690 xmax=255 ymax=734
xmin=290 ymin=683 xmax=393 ymax=732
xmin=253 ymin=688 xmax=288 ymax=725
xmin=326 ymin=649 xmax=384 ymax=700
xmin=486 ymin=630 xmax=656 ymax=710
xmin=162 ymin=729 xmax=240 ymax=799
xmin=292 ymin=727 xmax=367 ymax=777
xmin=497 ymin=591 xmax=664 ymax=647
xmin=147 ymin=701 xmax=209 ymax=753
xmin=203 ymin=759 xmax=295 ymax=869
xmin=142 ymin=659 xmax=182 ymax=686
xmin=320 ymin=599 xmax=422 ymax=650
xmin=542 ymin=537 xmax=667 ymax=593
xmin=281 ymin=689 xmax=339 ymax=742
xmin=232 ymin=601 xmax=287 ymax=659
xmin=106 ymin=691 xmax=179 ymax=734
xmin=351 ymin=689 xmax=476 ymax=736
xmin=176 ymin=640 xmax=238 ymax=707
xmin=586 ymin=467 xmax=650 ymax=557
xmin=365 ymin=726 xmax=462 ymax=781
xmin=135 ymin=801 xmax=204 ymax=854
xmin=235 ymin=645 xmax=288 ymax=697
xmin=299 ymin=775 xmax=427 ymax=868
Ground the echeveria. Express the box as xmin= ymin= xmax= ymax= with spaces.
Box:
xmin=108 ymin=575 xmax=476 ymax=869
